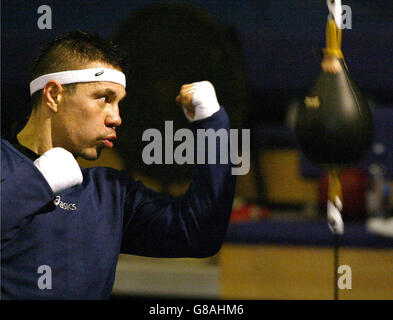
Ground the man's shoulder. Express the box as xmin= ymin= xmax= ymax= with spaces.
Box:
xmin=77 ymin=166 xmax=140 ymax=200
xmin=1 ymin=138 xmax=24 ymax=162
xmin=81 ymin=165 xmax=132 ymax=187
xmin=80 ymin=165 xmax=122 ymax=175
xmin=1 ymin=138 xmax=33 ymax=181
xmin=1 ymin=137 xmax=14 ymax=150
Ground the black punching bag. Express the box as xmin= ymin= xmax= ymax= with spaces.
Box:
xmin=295 ymin=18 xmax=373 ymax=168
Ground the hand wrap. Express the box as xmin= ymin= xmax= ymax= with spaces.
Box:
xmin=183 ymin=81 xmax=220 ymax=122
xmin=34 ymin=148 xmax=83 ymax=194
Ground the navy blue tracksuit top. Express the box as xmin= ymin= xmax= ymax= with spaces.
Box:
xmin=1 ymin=107 xmax=236 ymax=299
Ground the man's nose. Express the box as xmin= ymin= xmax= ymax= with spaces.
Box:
xmin=105 ymin=105 xmax=122 ymax=128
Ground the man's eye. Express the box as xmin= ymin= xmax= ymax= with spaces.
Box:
xmin=98 ymin=96 xmax=109 ymax=103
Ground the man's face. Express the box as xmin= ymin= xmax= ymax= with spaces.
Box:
xmin=51 ymin=63 xmax=126 ymax=160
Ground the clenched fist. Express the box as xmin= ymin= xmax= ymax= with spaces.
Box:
xmin=176 ymin=81 xmax=220 ymax=122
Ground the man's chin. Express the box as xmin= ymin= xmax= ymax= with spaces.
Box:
xmin=78 ymin=148 xmax=102 ymax=161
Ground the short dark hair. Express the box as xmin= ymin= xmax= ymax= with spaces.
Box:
xmin=30 ymin=30 xmax=127 ymax=109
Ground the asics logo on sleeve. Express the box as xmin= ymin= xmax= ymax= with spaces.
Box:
xmin=54 ymin=196 xmax=78 ymax=211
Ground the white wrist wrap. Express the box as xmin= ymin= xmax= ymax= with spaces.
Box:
xmin=183 ymin=81 xmax=220 ymax=122
xmin=34 ymin=148 xmax=83 ymax=194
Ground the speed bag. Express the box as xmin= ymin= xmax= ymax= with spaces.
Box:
xmin=294 ymin=59 xmax=373 ymax=167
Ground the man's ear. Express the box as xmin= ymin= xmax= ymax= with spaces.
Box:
xmin=42 ymin=80 xmax=65 ymax=112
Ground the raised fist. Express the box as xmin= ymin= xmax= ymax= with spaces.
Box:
xmin=176 ymin=81 xmax=220 ymax=122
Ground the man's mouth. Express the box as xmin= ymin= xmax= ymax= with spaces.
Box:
xmin=100 ymin=136 xmax=116 ymax=149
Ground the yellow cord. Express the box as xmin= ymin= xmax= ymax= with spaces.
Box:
xmin=323 ymin=17 xmax=344 ymax=207
xmin=328 ymin=169 xmax=343 ymax=205
xmin=323 ymin=18 xmax=344 ymax=59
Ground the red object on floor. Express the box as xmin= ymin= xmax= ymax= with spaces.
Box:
xmin=230 ymin=203 xmax=271 ymax=223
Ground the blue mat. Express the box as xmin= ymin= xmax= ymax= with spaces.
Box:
xmin=225 ymin=219 xmax=393 ymax=248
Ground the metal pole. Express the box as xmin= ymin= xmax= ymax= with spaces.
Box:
xmin=334 ymin=233 xmax=339 ymax=300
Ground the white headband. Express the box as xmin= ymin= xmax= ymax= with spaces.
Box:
xmin=29 ymin=68 xmax=126 ymax=96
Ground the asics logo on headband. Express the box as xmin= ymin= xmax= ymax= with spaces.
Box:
xmin=29 ymin=68 xmax=126 ymax=96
